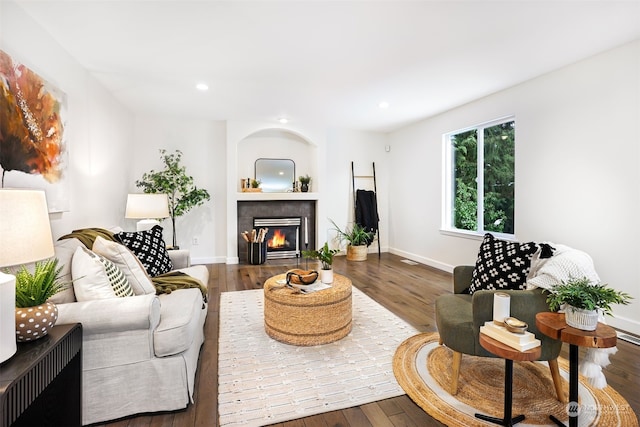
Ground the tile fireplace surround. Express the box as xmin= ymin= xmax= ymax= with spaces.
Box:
xmin=237 ymin=200 xmax=316 ymax=264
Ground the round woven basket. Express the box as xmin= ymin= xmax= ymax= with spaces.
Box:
xmin=346 ymin=244 xmax=367 ymax=261
xmin=264 ymin=273 xmax=352 ymax=345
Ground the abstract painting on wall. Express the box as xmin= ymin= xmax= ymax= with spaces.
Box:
xmin=0 ymin=49 xmax=69 ymax=212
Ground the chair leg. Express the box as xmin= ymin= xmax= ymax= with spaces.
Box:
xmin=451 ymin=351 xmax=462 ymax=395
xmin=548 ymin=358 xmax=566 ymax=403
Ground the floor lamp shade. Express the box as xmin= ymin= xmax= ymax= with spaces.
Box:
xmin=125 ymin=194 xmax=170 ymax=232
xmin=0 ymin=189 xmax=55 ymax=364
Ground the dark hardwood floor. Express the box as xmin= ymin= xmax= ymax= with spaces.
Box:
xmin=99 ymin=253 xmax=639 ymax=427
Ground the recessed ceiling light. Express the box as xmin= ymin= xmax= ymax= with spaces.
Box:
xmin=278 ymin=117 xmax=289 ymax=124
xmin=378 ymin=101 xmax=389 ymax=109
xmin=196 ymin=83 xmax=209 ymax=91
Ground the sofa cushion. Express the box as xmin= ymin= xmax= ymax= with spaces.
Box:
xmin=92 ymin=236 xmax=156 ymax=295
xmin=72 ymin=246 xmax=135 ymax=301
xmin=469 ymin=233 xmax=537 ymax=294
xmin=115 ymin=225 xmax=173 ymax=277
xmin=49 ymin=238 xmax=84 ymax=303
xmin=154 ymin=288 xmax=205 ymax=357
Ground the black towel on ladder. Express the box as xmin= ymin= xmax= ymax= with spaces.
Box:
xmin=355 ymin=189 xmax=378 ymax=246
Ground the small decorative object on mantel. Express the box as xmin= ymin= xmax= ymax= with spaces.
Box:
xmin=546 ymin=277 xmax=632 ymax=331
xmin=299 ymin=174 xmax=311 ymax=192
xmin=13 ymin=258 xmax=68 ymax=342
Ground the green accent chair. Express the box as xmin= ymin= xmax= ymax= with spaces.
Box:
xmin=435 ymin=265 xmax=565 ymax=402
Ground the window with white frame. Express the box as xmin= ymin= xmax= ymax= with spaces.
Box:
xmin=443 ymin=117 xmax=515 ymax=237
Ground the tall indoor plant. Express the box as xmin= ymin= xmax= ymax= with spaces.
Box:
xmin=302 ymin=242 xmax=338 ymax=283
xmin=546 ymin=277 xmax=632 ymax=330
xmin=330 ymin=219 xmax=374 ymax=261
xmin=136 ymin=149 xmax=210 ymax=248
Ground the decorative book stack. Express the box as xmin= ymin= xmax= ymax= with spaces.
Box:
xmin=480 ymin=321 xmax=541 ymax=351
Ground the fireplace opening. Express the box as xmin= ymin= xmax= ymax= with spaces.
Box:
xmin=253 ymin=217 xmax=301 ymax=259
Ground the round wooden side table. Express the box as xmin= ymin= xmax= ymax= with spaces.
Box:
xmin=536 ymin=312 xmax=617 ymax=427
xmin=476 ymin=333 xmax=542 ymax=427
xmin=263 ymin=273 xmax=352 ymax=346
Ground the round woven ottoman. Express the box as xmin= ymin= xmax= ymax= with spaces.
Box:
xmin=264 ymin=273 xmax=352 ymax=346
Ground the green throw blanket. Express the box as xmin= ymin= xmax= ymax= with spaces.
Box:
xmin=59 ymin=228 xmax=207 ymax=302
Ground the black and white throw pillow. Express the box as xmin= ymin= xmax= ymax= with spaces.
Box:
xmin=469 ymin=233 xmax=538 ymax=294
xmin=115 ymin=225 xmax=173 ymax=277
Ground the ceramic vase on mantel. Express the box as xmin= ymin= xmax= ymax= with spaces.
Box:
xmin=15 ymin=302 xmax=58 ymax=342
xmin=319 ymin=268 xmax=333 ymax=284
xmin=565 ymin=306 xmax=599 ymax=331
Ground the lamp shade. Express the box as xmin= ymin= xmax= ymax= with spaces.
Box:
xmin=125 ymin=194 xmax=170 ymax=219
xmin=0 ymin=189 xmax=54 ymax=364
xmin=0 ymin=189 xmax=55 ymax=268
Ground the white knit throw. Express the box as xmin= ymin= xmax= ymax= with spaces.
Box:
xmin=526 ymin=243 xmax=615 ymax=389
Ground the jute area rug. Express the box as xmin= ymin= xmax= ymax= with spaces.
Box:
xmin=218 ymin=287 xmax=419 ymax=427
xmin=393 ymin=332 xmax=638 ymax=427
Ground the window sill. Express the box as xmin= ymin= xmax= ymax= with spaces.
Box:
xmin=439 ymin=228 xmax=516 ymax=241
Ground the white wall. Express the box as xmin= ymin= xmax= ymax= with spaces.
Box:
xmin=131 ymin=116 xmax=227 ymax=264
xmin=1 ymin=1 xmax=134 ymax=239
xmin=325 ymin=129 xmax=389 ymax=254
xmin=388 ymin=40 xmax=640 ymax=334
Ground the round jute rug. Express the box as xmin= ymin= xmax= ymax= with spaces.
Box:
xmin=393 ymin=332 xmax=638 ymax=427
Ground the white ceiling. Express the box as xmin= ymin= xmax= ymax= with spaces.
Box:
xmin=13 ymin=1 xmax=640 ymax=132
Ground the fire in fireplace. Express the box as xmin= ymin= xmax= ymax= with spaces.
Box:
xmin=253 ymin=217 xmax=301 ymax=259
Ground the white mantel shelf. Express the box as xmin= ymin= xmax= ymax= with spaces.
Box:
xmin=236 ymin=192 xmax=319 ymax=201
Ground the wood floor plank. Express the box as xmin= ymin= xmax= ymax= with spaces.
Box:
xmin=97 ymin=253 xmax=640 ymax=427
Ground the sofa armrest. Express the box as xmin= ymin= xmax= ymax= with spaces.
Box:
xmin=168 ymin=249 xmax=191 ymax=269
xmin=56 ymin=294 xmax=161 ymax=335
xmin=453 ymin=265 xmax=474 ymax=294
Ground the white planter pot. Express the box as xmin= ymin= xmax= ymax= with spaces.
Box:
xmin=319 ymin=269 xmax=333 ymax=284
xmin=565 ymin=306 xmax=599 ymax=331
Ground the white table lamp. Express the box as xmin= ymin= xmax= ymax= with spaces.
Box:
xmin=0 ymin=189 xmax=55 ymax=364
xmin=125 ymin=193 xmax=170 ymax=232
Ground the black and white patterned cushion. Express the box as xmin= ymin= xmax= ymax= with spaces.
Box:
xmin=115 ymin=225 xmax=173 ymax=277
xmin=469 ymin=233 xmax=538 ymax=294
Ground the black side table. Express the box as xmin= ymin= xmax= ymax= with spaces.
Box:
xmin=476 ymin=333 xmax=542 ymax=427
xmin=0 ymin=323 xmax=82 ymax=427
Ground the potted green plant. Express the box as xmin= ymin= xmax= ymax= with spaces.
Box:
xmin=136 ymin=149 xmax=211 ymax=248
xmin=546 ymin=277 xmax=632 ymax=331
xmin=251 ymin=179 xmax=261 ymax=189
xmin=302 ymin=242 xmax=338 ymax=283
xmin=330 ymin=219 xmax=374 ymax=261
xmin=12 ymin=258 xmax=67 ymax=342
xmin=299 ymin=175 xmax=311 ymax=192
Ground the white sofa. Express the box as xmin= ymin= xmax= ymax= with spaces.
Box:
xmin=50 ymin=234 xmax=209 ymax=425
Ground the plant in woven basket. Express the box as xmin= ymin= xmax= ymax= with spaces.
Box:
xmin=13 ymin=258 xmax=67 ymax=308
xmin=302 ymin=242 xmax=338 ymax=270
xmin=330 ymin=218 xmax=374 ymax=247
xmin=546 ymin=277 xmax=632 ymax=316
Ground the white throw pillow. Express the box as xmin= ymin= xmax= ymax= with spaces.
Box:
xmin=72 ymin=246 xmax=134 ymax=301
xmin=92 ymin=236 xmax=156 ymax=295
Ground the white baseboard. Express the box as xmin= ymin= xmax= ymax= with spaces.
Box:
xmin=606 ymin=315 xmax=640 ymax=337
xmin=388 ymin=247 xmax=454 ymax=273
xmin=192 ymin=256 xmax=226 ymax=265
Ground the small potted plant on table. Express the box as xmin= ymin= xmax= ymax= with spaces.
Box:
xmin=302 ymin=242 xmax=338 ymax=284
xmin=13 ymin=258 xmax=68 ymax=341
xmin=546 ymin=277 xmax=632 ymax=330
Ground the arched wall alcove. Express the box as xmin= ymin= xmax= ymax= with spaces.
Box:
xmin=236 ymin=128 xmax=318 ymax=189
xmin=225 ymin=122 xmax=327 ymax=264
